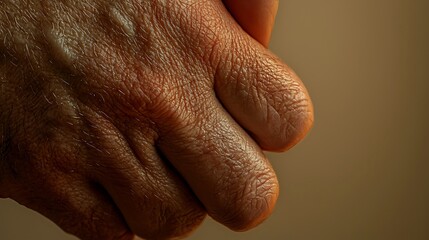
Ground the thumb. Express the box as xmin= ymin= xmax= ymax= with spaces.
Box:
xmin=223 ymin=0 xmax=279 ymax=47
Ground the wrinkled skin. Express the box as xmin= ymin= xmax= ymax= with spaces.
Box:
xmin=0 ymin=0 xmax=313 ymax=239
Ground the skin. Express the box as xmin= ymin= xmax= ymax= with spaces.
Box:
xmin=0 ymin=0 xmax=313 ymax=239
xmin=223 ymin=0 xmax=279 ymax=47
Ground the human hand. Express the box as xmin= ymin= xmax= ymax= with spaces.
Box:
xmin=0 ymin=0 xmax=313 ymax=239
xmin=224 ymin=0 xmax=279 ymax=47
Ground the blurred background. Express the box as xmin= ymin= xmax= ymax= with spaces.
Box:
xmin=1 ymin=0 xmax=428 ymax=239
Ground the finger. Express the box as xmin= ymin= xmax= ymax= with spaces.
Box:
xmin=214 ymin=33 xmax=314 ymax=152
xmin=222 ymin=0 xmax=279 ymax=47
xmin=82 ymin=110 xmax=206 ymax=239
xmin=156 ymin=94 xmax=279 ymax=231
xmin=10 ymin=176 xmax=133 ymax=240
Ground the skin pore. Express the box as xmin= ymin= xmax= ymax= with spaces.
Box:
xmin=0 ymin=0 xmax=313 ymax=239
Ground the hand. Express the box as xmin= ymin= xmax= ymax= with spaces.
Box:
xmin=0 ymin=0 xmax=313 ymax=239
xmin=224 ymin=0 xmax=279 ymax=47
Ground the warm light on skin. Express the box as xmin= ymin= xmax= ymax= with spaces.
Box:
xmin=223 ymin=0 xmax=279 ymax=47
xmin=0 ymin=1 xmax=313 ymax=239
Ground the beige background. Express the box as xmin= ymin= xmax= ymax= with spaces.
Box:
xmin=1 ymin=0 xmax=428 ymax=239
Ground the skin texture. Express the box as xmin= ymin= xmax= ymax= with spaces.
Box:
xmin=223 ymin=0 xmax=279 ymax=47
xmin=0 ymin=0 xmax=313 ymax=239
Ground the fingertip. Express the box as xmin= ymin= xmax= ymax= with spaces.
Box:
xmin=257 ymin=104 xmax=314 ymax=152
xmin=215 ymin=43 xmax=314 ymax=154
xmin=210 ymin=170 xmax=280 ymax=232
xmin=228 ymin=192 xmax=279 ymax=232
xmin=223 ymin=0 xmax=279 ymax=47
